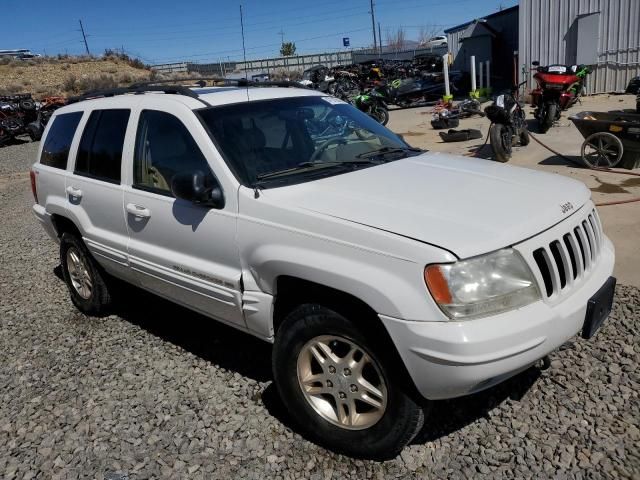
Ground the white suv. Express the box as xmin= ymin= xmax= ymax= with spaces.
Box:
xmin=31 ymin=81 xmax=616 ymax=459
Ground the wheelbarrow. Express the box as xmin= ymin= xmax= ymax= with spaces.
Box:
xmin=569 ymin=111 xmax=640 ymax=169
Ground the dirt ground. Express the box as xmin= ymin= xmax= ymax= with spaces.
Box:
xmin=386 ymin=94 xmax=640 ymax=288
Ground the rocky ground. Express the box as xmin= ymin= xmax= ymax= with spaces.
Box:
xmin=0 ymin=141 xmax=638 ymax=479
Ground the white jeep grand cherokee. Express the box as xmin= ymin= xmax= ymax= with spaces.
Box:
xmin=31 ymin=81 xmax=616 ymax=459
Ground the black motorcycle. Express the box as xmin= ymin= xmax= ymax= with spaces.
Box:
xmin=484 ymin=83 xmax=529 ymax=162
xmin=371 ymin=71 xmax=462 ymax=109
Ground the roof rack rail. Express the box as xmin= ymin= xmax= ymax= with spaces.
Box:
xmin=130 ymin=77 xmax=306 ymax=89
xmin=67 ymin=84 xmax=209 ymax=105
xmin=67 ymin=77 xmax=308 ymax=106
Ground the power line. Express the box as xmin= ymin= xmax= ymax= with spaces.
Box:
xmin=152 ymin=27 xmax=371 ymax=63
xmin=88 ymin=8 xmax=367 ymax=43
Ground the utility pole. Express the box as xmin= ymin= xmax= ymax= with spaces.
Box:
xmin=378 ymin=22 xmax=382 ymax=55
xmin=278 ymin=28 xmax=285 ymax=45
xmin=370 ymin=0 xmax=377 ymax=52
xmin=79 ymin=19 xmax=90 ymax=56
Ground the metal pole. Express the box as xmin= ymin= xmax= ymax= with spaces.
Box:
xmin=470 ymin=55 xmax=476 ymax=91
xmin=485 ymin=60 xmax=490 ymax=90
xmin=79 ymin=20 xmax=90 ymax=56
xmin=378 ymin=22 xmax=382 ymax=55
xmin=370 ymin=0 xmax=377 ymax=51
xmin=442 ymin=54 xmax=450 ymax=97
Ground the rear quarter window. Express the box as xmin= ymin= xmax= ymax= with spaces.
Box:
xmin=75 ymin=109 xmax=130 ymax=184
xmin=39 ymin=112 xmax=83 ymax=169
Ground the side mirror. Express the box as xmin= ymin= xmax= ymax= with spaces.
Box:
xmin=171 ymin=170 xmax=224 ymax=209
xmin=531 ymin=61 xmax=540 ymax=66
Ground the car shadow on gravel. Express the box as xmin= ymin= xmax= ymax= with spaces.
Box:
xmin=261 ymin=364 xmax=542 ymax=452
xmin=104 ymin=278 xmax=543 ymax=450
xmin=411 ymin=366 xmax=541 ymax=444
xmin=112 ymin=286 xmax=274 ymax=383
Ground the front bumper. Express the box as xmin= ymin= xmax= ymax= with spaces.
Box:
xmin=380 ymin=237 xmax=615 ymax=400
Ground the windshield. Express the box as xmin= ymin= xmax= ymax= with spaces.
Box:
xmin=198 ymin=96 xmax=418 ymax=188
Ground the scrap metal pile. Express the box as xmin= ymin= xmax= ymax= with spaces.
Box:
xmin=0 ymin=94 xmax=66 ymax=146
xmin=300 ymin=56 xmax=469 ymax=125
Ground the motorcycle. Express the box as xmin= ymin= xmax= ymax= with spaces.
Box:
xmin=367 ymin=71 xmax=462 ymax=109
xmin=353 ymin=90 xmax=389 ymax=125
xmin=531 ymin=61 xmax=591 ymax=133
xmin=484 ymin=82 xmax=529 ymax=163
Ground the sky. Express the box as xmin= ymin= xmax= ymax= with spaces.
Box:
xmin=1 ymin=0 xmax=517 ymax=65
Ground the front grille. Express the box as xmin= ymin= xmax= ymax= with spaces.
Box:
xmin=531 ymin=209 xmax=603 ymax=298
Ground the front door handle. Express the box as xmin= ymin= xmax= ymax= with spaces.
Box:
xmin=126 ymin=203 xmax=151 ymax=218
xmin=65 ymin=186 xmax=83 ymax=199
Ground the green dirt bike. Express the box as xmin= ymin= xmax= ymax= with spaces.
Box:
xmin=352 ymin=90 xmax=389 ymax=126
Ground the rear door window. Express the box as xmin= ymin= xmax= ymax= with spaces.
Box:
xmin=40 ymin=112 xmax=83 ymax=169
xmin=75 ymin=109 xmax=130 ymax=183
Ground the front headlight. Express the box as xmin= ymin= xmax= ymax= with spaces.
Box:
xmin=424 ymin=249 xmax=540 ymax=320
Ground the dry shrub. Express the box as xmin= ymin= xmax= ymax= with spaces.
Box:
xmin=0 ymin=84 xmax=26 ymax=95
xmin=62 ymin=74 xmax=78 ymax=93
xmin=0 ymin=58 xmax=22 ymax=67
xmin=76 ymin=74 xmax=119 ymax=92
xmin=270 ymin=68 xmax=302 ymax=81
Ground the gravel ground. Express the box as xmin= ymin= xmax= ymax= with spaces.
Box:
xmin=1 ymin=141 xmax=639 ymax=479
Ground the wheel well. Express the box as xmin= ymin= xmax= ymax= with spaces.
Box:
xmin=50 ymin=214 xmax=81 ymax=239
xmin=273 ymin=276 xmax=379 ymax=334
xmin=272 ymin=276 xmax=423 ymax=403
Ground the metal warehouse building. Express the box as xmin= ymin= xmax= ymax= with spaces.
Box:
xmin=447 ymin=0 xmax=640 ymax=94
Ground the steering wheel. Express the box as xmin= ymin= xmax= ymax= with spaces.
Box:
xmin=310 ymin=137 xmax=347 ymax=161
xmin=354 ymin=128 xmax=376 ymax=141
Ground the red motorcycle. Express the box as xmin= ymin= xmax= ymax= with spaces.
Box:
xmin=530 ymin=62 xmax=591 ymax=133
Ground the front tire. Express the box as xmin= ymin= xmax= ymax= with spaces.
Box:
xmin=371 ymin=106 xmax=389 ymax=125
xmin=272 ymin=304 xmax=424 ymax=459
xmin=60 ymin=232 xmax=113 ymax=315
xmin=489 ymin=123 xmax=512 ymax=162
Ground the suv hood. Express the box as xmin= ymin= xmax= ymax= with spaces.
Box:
xmin=264 ymin=152 xmax=591 ymax=258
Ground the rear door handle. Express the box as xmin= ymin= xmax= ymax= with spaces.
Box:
xmin=126 ymin=203 xmax=151 ymax=218
xmin=65 ymin=186 xmax=83 ymax=198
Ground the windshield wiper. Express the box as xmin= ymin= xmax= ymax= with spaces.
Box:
xmin=356 ymin=146 xmax=423 ymax=159
xmin=255 ymin=159 xmax=382 ymax=182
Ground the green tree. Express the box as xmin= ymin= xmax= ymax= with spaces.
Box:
xmin=280 ymin=42 xmax=296 ymax=57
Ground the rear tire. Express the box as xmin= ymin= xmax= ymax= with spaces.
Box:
xmin=272 ymin=304 xmax=425 ymax=460
xmin=519 ymin=127 xmax=530 ymax=146
xmin=60 ymin=232 xmax=113 ymax=315
xmin=489 ymin=124 xmax=511 ymax=162
xmin=538 ymin=102 xmax=557 ymax=133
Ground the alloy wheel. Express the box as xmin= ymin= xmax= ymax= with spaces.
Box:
xmin=297 ymin=335 xmax=388 ymax=430
xmin=66 ymin=247 xmax=93 ymax=299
